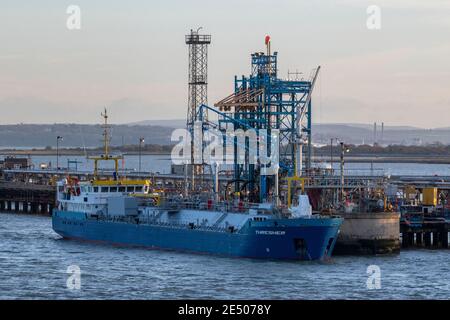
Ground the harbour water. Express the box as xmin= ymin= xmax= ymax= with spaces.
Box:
xmin=14 ymin=154 xmax=450 ymax=176
xmin=0 ymin=212 xmax=449 ymax=300
xmin=1 ymin=159 xmax=449 ymax=299
xmin=27 ymin=154 xmax=173 ymax=174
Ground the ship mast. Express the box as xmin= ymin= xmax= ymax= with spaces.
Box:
xmin=90 ymin=108 xmax=123 ymax=180
xmin=101 ymin=108 xmax=110 ymax=158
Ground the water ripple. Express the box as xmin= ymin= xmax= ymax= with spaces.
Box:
xmin=0 ymin=213 xmax=449 ymax=299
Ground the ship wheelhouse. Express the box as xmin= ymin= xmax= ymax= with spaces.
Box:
xmin=56 ymin=178 xmax=152 ymax=214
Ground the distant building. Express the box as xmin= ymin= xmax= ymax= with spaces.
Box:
xmin=0 ymin=156 xmax=31 ymax=170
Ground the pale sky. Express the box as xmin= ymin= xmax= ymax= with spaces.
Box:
xmin=0 ymin=0 xmax=449 ymax=128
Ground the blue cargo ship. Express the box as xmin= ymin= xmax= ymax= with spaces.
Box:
xmin=52 ymin=109 xmax=342 ymax=260
xmin=52 ymin=178 xmax=342 ymax=260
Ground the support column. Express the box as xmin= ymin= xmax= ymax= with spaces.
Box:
xmin=424 ymin=232 xmax=432 ymax=247
xmin=402 ymin=233 xmax=410 ymax=248
xmin=306 ymin=100 xmax=312 ymax=170
xmin=408 ymin=233 xmax=415 ymax=246
xmin=433 ymin=232 xmax=440 ymax=248
xmin=416 ymin=232 xmax=423 ymax=247
xmin=440 ymin=231 xmax=449 ymax=249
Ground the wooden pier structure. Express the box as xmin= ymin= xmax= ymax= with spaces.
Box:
xmin=0 ymin=181 xmax=55 ymax=215
xmin=1 ymin=168 xmax=449 ymax=252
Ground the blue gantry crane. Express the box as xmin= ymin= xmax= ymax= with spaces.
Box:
xmin=198 ymin=36 xmax=320 ymax=202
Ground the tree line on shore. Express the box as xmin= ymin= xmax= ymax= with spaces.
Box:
xmin=315 ymin=143 xmax=450 ymax=156
xmin=8 ymin=142 xmax=450 ymax=156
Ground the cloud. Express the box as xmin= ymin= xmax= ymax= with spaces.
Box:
xmin=0 ymin=1 xmax=449 ymax=128
xmin=336 ymin=0 xmax=450 ymax=10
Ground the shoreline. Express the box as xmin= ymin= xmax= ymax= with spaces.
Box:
xmin=0 ymin=149 xmax=449 ymax=164
xmin=316 ymin=156 xmax=450 ymax=164
xmin=0 ymin=150 xmax=170 ymax=156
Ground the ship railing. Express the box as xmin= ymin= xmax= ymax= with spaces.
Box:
xmin=156 ymin=199 xmax=263 ymax=214
xmin=91 ymin=211 xmax=233 ymax=232
xmin=138 ymin=216 xmax=230 ymax=233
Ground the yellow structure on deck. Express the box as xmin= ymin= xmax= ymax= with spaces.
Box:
xmin=422 ymin=187 xmax=438 ymax=206
xmin=85 ymin=108 xmax=158 ymax=197
xmin=92 ymin=179 xmax=151 ymax=186
xmin=89 ymin=108 xmax=123 ymax=179
xmin=404 ymin=185 xmax=417 ymax=200
xmin=286 ymin=176 xmax=307 ymax=208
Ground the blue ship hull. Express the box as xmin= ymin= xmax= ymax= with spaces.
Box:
xmin=52 ymin=210 xmax=342 ymax=260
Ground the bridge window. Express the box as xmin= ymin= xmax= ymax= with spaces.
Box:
xmin=126 ymin=186 xmax=135 ymax=192
xmin=101 ymin=187 xmax=109 ymax=192
xmin=110 ymin=186 xmax=118 ymax=192
xmin=253 ymin=217 xmax=266 ymax=222
xmin=118 ymin=186 xmax=126 ymax=192
xmin=93 ymin=187 xmax=99 ymax=192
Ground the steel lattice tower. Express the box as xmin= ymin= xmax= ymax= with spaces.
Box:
xmin=185 ymin=28 xmax=211 ymax=131
xmin=185 ymin=28 xmax=211 ymax=191
xmin=213 ymin=37 xmax=320 ymax=202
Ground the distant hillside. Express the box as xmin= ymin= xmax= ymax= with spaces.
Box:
xmin=312 ymin=123 xmax=450 ymax=145
xmin=127 ymin=119 xmax=186 ymax=128
xmin=0 ymin=124 xmax=174 ymax=148
xmin=0 ymin=122 xmax=449 ymax=148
